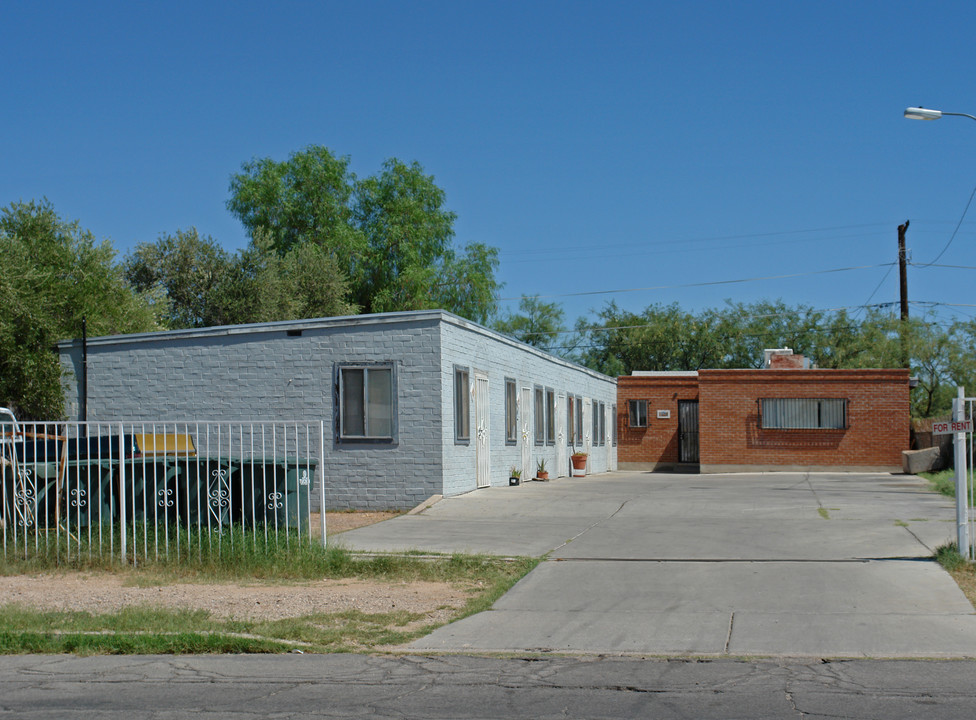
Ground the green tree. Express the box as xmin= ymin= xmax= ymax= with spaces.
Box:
xmin=0 ymin=200 xmax=160 ymax=418
xmin=124 ymin=228 xmax=233 ymax=328
xmin=227 ymin=146 xmax=363 ymax=261
xmin=226 ymin=147 xmax=500 ymax=323
xmin=574 ymin=301 xmax=725 ymax=375
xmin=213 ymin=232 xmax=357 ymax=325
xmin=125 ymin=229 xmax=357 ymax=329
xmin=494 ymin=296 xmax=566 ymax=352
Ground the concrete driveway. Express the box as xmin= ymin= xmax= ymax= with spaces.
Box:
xmin=337 ymin=471 xmax=976 ymax=657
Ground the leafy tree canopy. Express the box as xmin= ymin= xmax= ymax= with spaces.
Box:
xmin=226 ymin=147 xmax=500 ymax=322
xmin=570 ymin=298 xmax=970 ymax=418
xmin=493 ymin=296 xmax=566 ymax=352
xmin=124 ymin=228 xmax=357 ymax=329
xmin=0 ymin=199 xmax=161 ymax=418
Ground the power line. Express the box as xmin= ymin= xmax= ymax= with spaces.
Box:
xmin=498 ymin=222 xmax=894 ymax=259
xmin=500 ymin=262 xmax=897 ymax=303
xmin=916 ymin=180 xmax=976 ymax=267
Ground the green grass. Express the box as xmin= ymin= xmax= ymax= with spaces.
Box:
xmin=0 ymin=523 xmax=535 ymax=584
xmin=935 ymin=542 xmax=968 ymax=572
xmin=919 ymin=469 xmax=973 ymax=499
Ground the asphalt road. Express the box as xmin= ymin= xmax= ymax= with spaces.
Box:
xmin=3 ymin=654 xmax=976 ymax=719
xmin=339 ymin=471 xmax=976 ymax=657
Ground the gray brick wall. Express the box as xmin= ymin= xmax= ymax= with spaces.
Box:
xmin=438 ymin=317 xmax=617 ymax=496
xmin=62 ymin=315 xmax=445 ymax=510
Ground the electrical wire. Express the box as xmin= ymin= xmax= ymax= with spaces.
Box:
xmin=915 ymin=181 xmax=976 ymax=267
xmin=499 ymin=262 xmax=896 ymax=303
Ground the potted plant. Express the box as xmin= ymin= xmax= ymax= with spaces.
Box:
xmin=509 ymin=466 xmax=522 ymax=486
xmin=570 ymin=451 xmax=588 ymax=476
xmin=535 ymin=458 xmax=549 ymax=481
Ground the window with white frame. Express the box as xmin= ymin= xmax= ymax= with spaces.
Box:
xmin=760 ymin=398 xmax=847 ymax=429
xmin=534 ymin=386 xmax=545 ymax=445
xmin=454 ymin=366 xmax=470 ymax=442
xmin=338 ymin=364 xmax=395 ymax=441
xmin=505 ymin=378 xmax=518 ymax=444
xmin=592 ymin=399 xmax=599 ymax=444
xmin=629 ymin=399 xmax=648 ymax=428
xmin=545 ymin=388 xmax=555 ymax=445
xmin=575 ymin=396 xmax=583 ymax=441
xmin=599 ymin=401 xmax=606 ymax=445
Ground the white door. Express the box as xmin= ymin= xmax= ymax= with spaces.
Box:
xmin=556 ymin=392 xmax=567 ymax=477
xmin=520 ymin=386 xmax=532 ymax=480
xmin=475 ymin=373 xmax=491 ymax=488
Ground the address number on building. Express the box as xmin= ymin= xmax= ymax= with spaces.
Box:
xmin=933 ymin=420 xmax=973 ymax=435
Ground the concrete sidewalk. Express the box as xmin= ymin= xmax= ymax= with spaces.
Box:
xmin=337 ymin=471 xmax=976 ymax=657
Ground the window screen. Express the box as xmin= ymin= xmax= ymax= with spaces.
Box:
xmin=761 ymin=398 xmax=846 ymax=429
xmin=455 ymin=367 xmax=470 ymax=442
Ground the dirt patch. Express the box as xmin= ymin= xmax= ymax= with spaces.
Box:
xmin=320 ymin=511 xmax=401 ymax=535
xmin=0 ymin=514 xmax=454 ymax=624
xmin=948 ymin=565 xmax=976 ymax=610
xmin=0 ymin=573 xmax=470 ymax=623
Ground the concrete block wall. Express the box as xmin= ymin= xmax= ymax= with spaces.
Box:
xmin=697 ymin=368 xmax=910 ymax=472
xmin=617 ymin=375 xmax=699 ymax=468
xmin=61 ymin=314 xmax=446 ymax=510
xmin=439 ymin=317 xmax=618 ymax=496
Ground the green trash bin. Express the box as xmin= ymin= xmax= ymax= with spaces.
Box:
xmin=122 ymin=457 xmax=182 ymax=526
xmin=62 ymin=459 xmax=116 ymax=528
xmin=239 ymin=459 xmax=315 ymax=529
xmin=171 ymin=457 xmax=240 ymax=529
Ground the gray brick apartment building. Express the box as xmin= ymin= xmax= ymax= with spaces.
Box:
xmin=58 ymin=310 xmax=617 ymax=509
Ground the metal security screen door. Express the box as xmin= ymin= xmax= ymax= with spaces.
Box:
xmin=678 ymin=400 xmax=700 ymax=463
xmin=556 ymin=392 xmax=567 ymax=478
xmin=475 ymin=373 xmax=491 ymax=488
xmin=520 ymin=387 xmax=532 ymax=480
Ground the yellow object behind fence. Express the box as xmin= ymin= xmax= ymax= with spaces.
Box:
xmin=133 ymin=434 xmax=196 ymax=456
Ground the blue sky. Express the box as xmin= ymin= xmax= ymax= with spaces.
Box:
xmin=5 ymin=1 xmax=976 ymax=336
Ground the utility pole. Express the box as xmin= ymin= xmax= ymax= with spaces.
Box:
xmin=898 ymin=220 xmax=910 ymax=369
xmin=898 ymin=220 xmax=910 ymax=320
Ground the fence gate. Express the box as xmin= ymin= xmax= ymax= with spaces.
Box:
xmin=678 ymin=400 xmax=700 ymax=464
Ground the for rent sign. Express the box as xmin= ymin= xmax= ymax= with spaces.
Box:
xmin=933 ymin=420 xmax=974 ymax=435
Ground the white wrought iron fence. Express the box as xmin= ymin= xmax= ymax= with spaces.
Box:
xmin=1 ymin=413 xmax=326 ymax=564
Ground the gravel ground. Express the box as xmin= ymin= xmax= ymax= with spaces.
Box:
xmin=0 ymin=511 xmax=470 ymax=623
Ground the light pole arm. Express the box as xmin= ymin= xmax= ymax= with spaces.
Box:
xmin=941 ymin=111 xmax=976 ymax=123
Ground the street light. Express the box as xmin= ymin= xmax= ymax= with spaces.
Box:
xmin=904 ymin=106 xmax=976 ymax=122
xmin=904 ymin=103 xmax=976 ymax=561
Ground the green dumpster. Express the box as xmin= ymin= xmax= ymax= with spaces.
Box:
xmin=62 ymin=459 xmax=116 ymax=528
xmin=122 ymin=457 xmax=183 ymax=526
xmin=171 ymin=457 xmax=240 ymax=529
xmin=238 ymin=459 xmax=316 ymax=529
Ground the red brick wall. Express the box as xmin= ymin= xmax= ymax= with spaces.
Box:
xmin=617 ymin=375 xmax=699 ymax=464
xmin=698 ymin=369 xmax=910 ymax=469
xmin=616 ymin=369 xmax=910 ymax=470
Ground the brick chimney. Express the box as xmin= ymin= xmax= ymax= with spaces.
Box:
xmin=764 ymin=348 xmax=808 ymax=369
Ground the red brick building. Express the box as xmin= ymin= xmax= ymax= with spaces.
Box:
xmin=617 ymin=351 xmax=910 ymax=473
